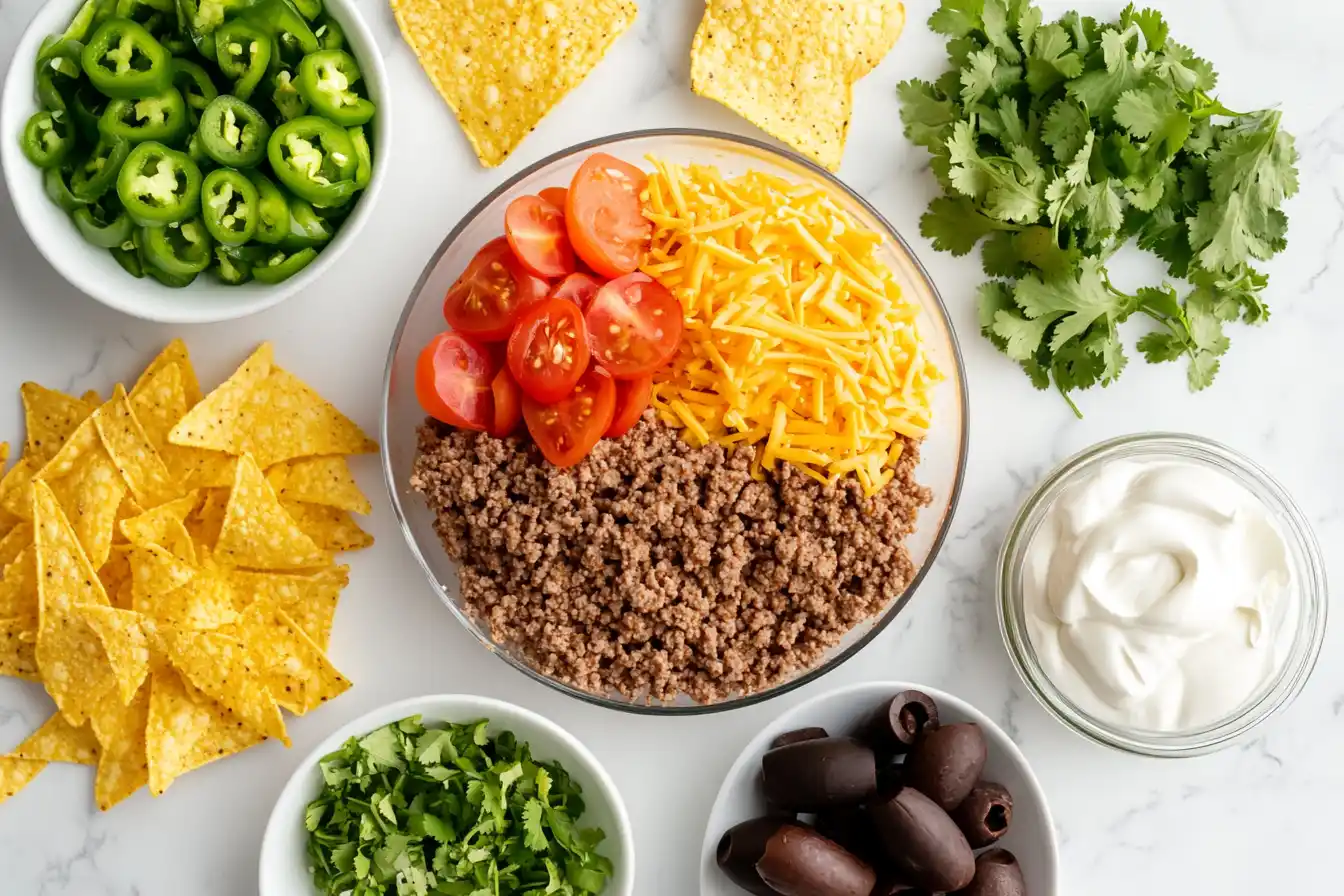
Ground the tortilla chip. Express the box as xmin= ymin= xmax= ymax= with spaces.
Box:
xmin=120 ymin=493 xmax=199 ymax=563
xmin=141 ymin=565 xmax=238 ymax=631
xmin=187 ymin=487 xmax=229 ymax=549
xmin=281 ymin=501 xmax=374 ymax=552
xmin=391 ymin=0 xmax=637 ymax=167
xmin=0 ymin=617 xmax=39 ymax=680
xmin=0 ymin=521 xmax=32 ymax=568
xmin=77 ymin=606 xmax=152 ymax=704
xmin=248 ymin=367 xmax=378 ymax=468
xmin=266 ymin=456 xmax=372 ymax=515
xmin=131 ymin=339 xmax=204 ymax=408
xmin=11 ymin=713 xmax=100 ymax=765
xmin=216 ymin=455 xmax=330 ymax=570
xmin=228 ymin=566 xmax=348 ymax=648
xmin=0 ymin=548 xmax=38 ymax=622
xmin=129 ymin=361 xmax=187 ymax=451
xmin=146 ymin=667 xmax=263 ymax=795
xmin=0 ymin=457 xmax=36 ymax=520
xmin=33 ymin=481 xmax=118 ymax=725
xmin=0 ymin=757 xmax=46 ymax=804
xmin=92 ymin=683 xmax=150 ymax=810
xmin=100 ymin=546 xmax=135 ymax=611
xmin=21 ymin=383 xmax=94 ymax=464
xmin=235 ymin=604 xmax=351 ymax=715
xmin=33 ymin=416 xmax=128 ymax=568
xmin=129 ymin=544 xmax=197 ymax=610
xmin=165 ymin=628 xmax=289 ymax=745
xmin=95 ymin=385 xmax=179 ymax=507
xmin=836 ymin=0 xmax=906 ymax=79
xmin=167 ymin=343 xmax=273 ymax=455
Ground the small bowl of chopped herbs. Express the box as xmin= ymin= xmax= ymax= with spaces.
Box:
xmin=259 ymin=695 xmax=634 ymax=896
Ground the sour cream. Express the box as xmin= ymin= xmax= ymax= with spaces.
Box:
xmin=1023 ymin=458 xmax=1297 ymax=732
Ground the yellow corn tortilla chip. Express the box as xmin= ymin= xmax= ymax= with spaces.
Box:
xmin=131 ymin=362 xmax=236 ymax=490
xmin=0 ymin=757 xmax=46 ymax=804
xmin=131 ymin=339 xmax=204 ymax=408
xmin=33 ymin=481 xmax=119 ymax=725
xmin=82 ymin=389 xmax=101 ymax=404
xmin=32 ymin=415 xmax=129 ymax=568
xmin=229 ymin=566 xmax=349 ymax=648
xmin=120 ymin=492 xmax=199 ymax=563
xmin=235 ymin=604 xmax=351 ymax=715
xmin=129 ymin=544 xmax=197 ymax=610
xmin=100 ymin=545 xmax=135 ymax=611
xmin=146 ymin=667 xmax=263 ymax=795
xmin=266 ymin=456 xmax=372 ymax=515
xmin=141 ymin=565 xmax=238 ymax=631
xmin=0 ymin=617 xmax=39 ymax=680
xmin=216 ymin=455 xmax=330 ymax=570
xmin=10 ymin=713 xmax=100 ymax=765
xmin=95 ymin=385 xmax=180 ymax=507
xmin=167 ymin=343 xmax=274 ymax=455
xmin=282 ymin=501 xmax=374 ymax=553
xmin=248 ymin=367 xmax=378 ymax=468
xmin=0 ymin=548 xmax=38 ymax=622
xmin=165 ymin=627 xmax=289 ymax=745
xmin=0 ymin=457 xmax=36 ymax=520
xmin=92 ymin=683 xmax=150 ymax=811
xmin=0 ymin=521 xmax=32 ymax=568
xmin=391 ymin=0 xmax=637 ymax=167
xmin=187 ymin=487 xmax=229 ymax=549
xmin=21 ymin=382 xmax=95 ymax=464
xmin=77 ymin=605 xmax=152 ymax=704
xmin=0 ymin=443 xmax=14 ymax=540
xmin=836 ymin=0 xmax=906 ymax=79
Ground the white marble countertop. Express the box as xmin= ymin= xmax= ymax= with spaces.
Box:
xmin=1 ymin=0 xmax=1341 ymax=893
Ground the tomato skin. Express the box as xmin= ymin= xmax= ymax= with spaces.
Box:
xmin=489 ymin=367 xmax=523 ymax=438
xmin=505 ymin=194 xmax=577 ymax=280
xmin=550 ymin=272 xmax=603 ymax=310
xmin=605 ymin=374 xmax=652 ymax=438
xmin=415 ymin=332 xmax=497 ymax=431
xmin=585 ymin=272 xmax=684 ymax=379
xmin=506 ymin=297 xmax=591 ymax=404
xmin=523 ymin=367 xmax=617 ymax=468
xmin=538 ymin=186 xmax=568 ymax=210
xmin=443 ymin=238 xmax=550 ymax=341
xmin=566 ymin=152 xmax=651 ymax=279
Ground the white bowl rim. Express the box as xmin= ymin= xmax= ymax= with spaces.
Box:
xmin=259 ymin=693 xmax=637 ymax=896
xmin=0 ymin=0 xmax=392 ymax=324
xmin=699 ymin=679 xmax=1060 ymax=895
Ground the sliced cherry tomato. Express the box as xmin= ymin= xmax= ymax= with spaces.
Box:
xmin=415 ymin=331 xmax=497 ymax=431
xmin=605 ymin=374 xmax=652 ymax=438
xmin=566 ymin=152 xmax=651 ymax=278
xmin=505 ymin=194 xmax=576 ymax=280
xmin=489 ymin=366 xmax=523 ymax=438
xmin=443 ymin=237 xmax=550 ymax=341
xmin=522 ymin=367 xmax=616 ymax=468
xmin=586 ymin=272 xmax=684 ymax=378
xmin=550 ymin=272 xmax=603 ymax=310
xmin=538 ymin=186 xmax=568 ymax=209
xmin=507 ymin=297 xmax=591 ymax=404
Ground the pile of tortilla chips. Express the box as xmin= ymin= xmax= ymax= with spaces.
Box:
xmin=390 ymin=0 xmax=637 ymax=167
xmin=690 ymin=0 xmax=907 ymax=171
xmin=0 ymin=341 xmax=376 ymax=810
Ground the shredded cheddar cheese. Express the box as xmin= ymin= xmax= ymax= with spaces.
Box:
xmin=640 ymin=158 xmax=940 ymax=495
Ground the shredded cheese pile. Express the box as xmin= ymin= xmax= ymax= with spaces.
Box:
xmin=640 ymin=158 xmax=940 ymax=495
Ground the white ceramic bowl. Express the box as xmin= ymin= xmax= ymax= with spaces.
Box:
xmin=0 ymin=0 xmax=391 ymax=323
xmin=260 ymin=694 xmax=636 ymax=896
xmin=700 ymin=681 xmax=1059 ymax=895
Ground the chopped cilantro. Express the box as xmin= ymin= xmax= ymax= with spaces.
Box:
xmin=304 ymin=716 xmax=614 ymax=896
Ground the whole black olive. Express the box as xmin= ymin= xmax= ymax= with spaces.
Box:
xmin=868 ymin=786 xmax=975 ymax=892
xmin=761 ymin=737 xmax=877 ymax=813
xmin=867 ymin=690 xmax=940 ymax=753
xmin=770 ymin=727 xmax=830 ymax=749
xmin=717 ymin=817 xmax=791 ymax=895
xmin=755 ymin=823 xmax=876 ymax=896
xmin=953 ymin=848 xmax=1026 ymax=896
xmin=814 ymin=806 xmax=882 ymax=865
xmin=904 ymin=722 xmax=987 ymax=811
xmin=952 ymin=781 xmax=1012 ymax=848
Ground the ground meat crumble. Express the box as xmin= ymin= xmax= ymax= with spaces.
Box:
xmin=410 ymin=414 xmax=931 ymax=704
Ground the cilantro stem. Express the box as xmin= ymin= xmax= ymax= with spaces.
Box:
xmin=1056 ymin=380 xmax=1083 ymax=419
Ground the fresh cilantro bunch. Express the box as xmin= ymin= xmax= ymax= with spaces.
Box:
xmin=899 ymin=0 xmax=1299 ymax=413
xmin=304 ymin=716 xmax=614 ymax=896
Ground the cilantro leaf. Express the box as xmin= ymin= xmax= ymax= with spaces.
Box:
xmin=981 ymin=0 xmax=1023 ymax=62
xmin=1012 ymin=259 xmax=1131 ymax=351
xmin=897 ymin=80 xmax=960 ymax=153
xmin=1025 ymin=23 xmax=1084 ymax=94
xmin=921 ymin=195 xmax=1013 ymax=255
xmin=1041 ymin=100 xmax=1089 ymax=164
xmin=929 ymin=0 xmax=985 ymax=38
xmin=960 ymin=47 xmax=1022 ymax=108
xmin=1120 ymin=4 xmax=1169 ymax=51
xmin=1067 ymin=26 xmax=1150 ymax=123
xmin=1113 ymin=88 xmax=1191 ymax=157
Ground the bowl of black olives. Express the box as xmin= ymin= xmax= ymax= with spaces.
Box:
xmin=701 ymin=681 xmax=1058 ymax=896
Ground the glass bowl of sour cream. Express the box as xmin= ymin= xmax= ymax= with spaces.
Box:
xmin=998 ymin=433 xmax=1327 ymax=757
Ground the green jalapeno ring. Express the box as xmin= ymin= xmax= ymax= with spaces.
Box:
xmin=141 ymin=217 xmax=212 ymax=275
xmin=278 ymin=195 xmax=334 ymax=250
xmin=62 ymin=0 xmax=115 ymax=44
xmin=73 ymin=205 xmax=136 ymax=248
xmin=313 ymin=15 xmax=344 ymax=50
xmin=242 ymin=0 xmax=319 ymax=56
xmin=295 ymin=49 xmax=374 ymax=127
xmin=252 ymin=246 xmax=316 ymax=283
xmin=198 ymin=95 xmax=271 ymax=167
xmin=347 ymin=125 xmax=371 ymax=190
xmin=98 ymin=86 xmax=190 ymax=144
xmin=81 ymin=18 xmax=173 ymax=100
xmin=245 ymin=170 xmax=291 ymax=243
xmin=117 ymin=140 xmax=202 ymax=225
xmin=213 ymin=243 xmax=267 ymax=284
xmin=270 ymin=67 xmax=309 ymax=121
xmin=290 ymin=0 xmax=321 ymax=21
xmin=171 ymin=58 xmax=218 ymax=122
xmin=35 ymin=38 xmax=86 ymax=113
xmin=21 ymin=111 xmax=76 ymax=169
xmin=146 ymin=265 xmax=197 ymax=287
xmin=70 ymin=82 xmax=109 ymax=142
xmin=70 ymin=136 xmax=132 ymax=201
xmin=267 ymin=115 xmax=356 ymax=207
xmin=44 ymin=167 xmax=90 ymax=212
xmin=201 ymin=168 xmax=260 ymax=245
xmin=110 ymin=244 xmax=144 ymax=277
xmin=215 ymin=20 xmax=273 ymax=101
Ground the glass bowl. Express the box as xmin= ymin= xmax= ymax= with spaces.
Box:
xmin=998 ymin=433 xmax=1328 ymax=756
xmin=381 ymin=129 xmax=968 ymax=714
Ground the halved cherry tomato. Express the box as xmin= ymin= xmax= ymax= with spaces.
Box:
xmin=605 ymin=374 xmax=652 ymax=438
xmin=505 ymin=194 xmax=576 ymax=280
xmin=586 ymin=272 xmax=684 ymax=378
xmin=550 ymin=272 xmax=603 ymax=310
xmin=443 ymin=237 xmax=550 ymax=341
xmin=566 ymin=152 xmax=651 ymax=278
xmin=538 ymin=186 xmax=568 ymax=210
xmin=507 ymin=297 xmax=591 ymax=404
xmin=489 ymin=367 xmax=523 ymax=438
xmin=522 ymin=367 xmax=616 ymax=468
xmin=415 ymin=331 xmax=497 ymax=431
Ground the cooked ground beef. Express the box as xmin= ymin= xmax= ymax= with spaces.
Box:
xmin=410 ymin=414 xmax=931 ymax=704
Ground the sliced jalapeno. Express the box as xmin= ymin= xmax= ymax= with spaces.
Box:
xmin=213 ymin=243 xmax=266 ymax=283
xmin=71 ymin=81 xmax=109 ymax=142
xmin=198 ymin=95 xmax=271 ymax=167
xmin=185 ymin=130 xmax=214 ymax=171
xmin=215 ymin=20 xmax=272 ymax=100
xmin=267 ymin=115 xmax=355 ymax=207
xmin=346 ymin=125 xmax=371 ymax=190
xmin=245 ymin=169 xmax=290 ymax=243
xmin=21 ymin=111 xmax=76 ymax=169
xmin=172 ymin=58 xmax=218 ymax=122
xmin=295 ymin=49 xmax=373 ymax=127
xmin=290 ymin=0 xmax=320 ymax=20
xmin=74 ymin=200 xmax=135 ymax=248
xmin=146 ymin=264 xmax=198 ymax=286
xmin=63 ymin=0 xmax=117 ymax=43
xmin=99 ymin=87 xmax=189 ymax=144
xmin=278 ymin=196 xmax=332 ymax=250
xmin=242 ymin=0 xmax=318 ymax=56
xmin=270 ymin=67 xmax=308 ymax=120
xmin=71 ymin=136 xmax=131 ymax=200
xmin=44 ymin=166 xmax=89 ymax=212
xmin=81 ymin=18 xmax=173 ymax=99
xmin=111 ymin=244 xmax=144 ymax=277
xmin=252 ymin=246 xmax=315 ymax=283
xmin=35 ymin=38 xmax=85 ymax=113
xmin=200 ymin=168 xmax=259 ymax=245
xmin=117 ymin=140 xmax=202 ymax=224
xmin=141 ymin=217 xmax=212 ymax=274
xmin=314 ymin=15 xmax=344 ymax=50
